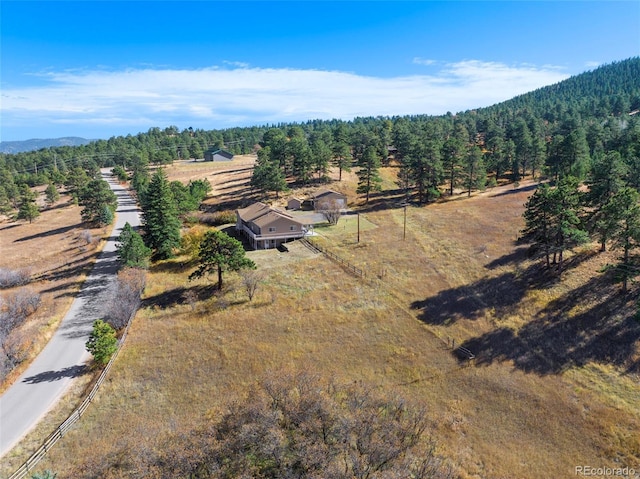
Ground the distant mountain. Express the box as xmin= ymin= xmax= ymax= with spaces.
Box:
xmin=0 ymin=137 xmax=94 ymax=154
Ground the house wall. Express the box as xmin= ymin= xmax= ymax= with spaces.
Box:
xmin=256 ymin=216 xmax=303 ymax=237
xmin=287 ymin=198 xmax=302 ymax=210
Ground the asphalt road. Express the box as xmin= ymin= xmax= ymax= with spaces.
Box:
xmin=0 ymin=170 xmax=141 ymax=459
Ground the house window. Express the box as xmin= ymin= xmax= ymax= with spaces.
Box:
xmin=290 ymin=225 xmax=296 ymax=231
xmin=269 ymin=227 xmax=276 ymax=232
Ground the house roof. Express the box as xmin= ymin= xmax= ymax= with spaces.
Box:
xmin=312 ymin=189 xmax=346 ymax=200
xmin=237 ymin=202 xmax=304 ymax=226
xmin=205 ymin=148 xmax=234 ymax=158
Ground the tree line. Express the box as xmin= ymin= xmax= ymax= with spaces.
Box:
xmin=1 ymin=59 xmax=637 ymax=214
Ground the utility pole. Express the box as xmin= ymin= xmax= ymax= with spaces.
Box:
xmin=357 ymin=213 xmax=360 ymax=243
xmin=400 ymin=202 xmax=408 ymax=240
xmin=403 ymin=203 xmax=407 ymax=240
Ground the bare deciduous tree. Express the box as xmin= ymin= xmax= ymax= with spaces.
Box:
xmin=320 ymin=198 xmax=343 ymax=225
xmin=105 ymin=268 xmax=146 ymax=330
xmin=0 ymin=288 xmax=41 ymax=380
xmin=240 ymin=269 xmax=264 ymax=302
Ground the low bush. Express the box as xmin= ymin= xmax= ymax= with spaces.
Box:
xmin=0 ymin=268 xmax=32 ymax=288
xmin=199 ymin=210 xmax=236 ymax=226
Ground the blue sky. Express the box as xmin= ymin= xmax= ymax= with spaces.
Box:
xmin=1 ymin=1 xmax=639 ymax=141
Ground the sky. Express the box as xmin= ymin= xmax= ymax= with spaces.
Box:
xmin=1 ymin=1 xmax=639 ymax=142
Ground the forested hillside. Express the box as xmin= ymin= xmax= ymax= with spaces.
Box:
xmin=1 ymin=57 xmax=638 ymax=215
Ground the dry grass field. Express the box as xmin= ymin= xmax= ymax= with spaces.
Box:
xmin=0 ymin=191 xmax=108 ymax=393
xmin=4 ymin=160 xmax=640 ymax=478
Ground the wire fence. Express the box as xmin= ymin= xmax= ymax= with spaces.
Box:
xmin=301 ymin=238 xmax=364 ymax=278
xmin=7 ymin=309 xmax=136 ymax=479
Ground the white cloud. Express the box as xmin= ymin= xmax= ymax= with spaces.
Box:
xmin=1 ymin=61 xmax=569 ymax=138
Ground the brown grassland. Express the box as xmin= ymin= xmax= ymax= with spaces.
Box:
xmin=2 ymin=157 xmax=640 ymax=478
xmin=0 ymin=190 xmax=108 ymax=394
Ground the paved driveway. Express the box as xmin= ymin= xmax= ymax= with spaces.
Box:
xmin=0 ymin=170 xmax=141 ymax=458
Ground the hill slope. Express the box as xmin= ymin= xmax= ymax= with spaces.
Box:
xmin=0 ymin=137 xmax=93 ymax=154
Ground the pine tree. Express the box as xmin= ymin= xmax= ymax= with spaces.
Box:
xmin=251 ymin=147 xmax=288 ymax=198
xmin=142 ymin=169 xmax=181 ymax=259
xmin=442 ymin=123 xmax=468 ymax=195
xmin=189 ymin=230 xmax=256 ymax=290
xmin=85 ymin=319 xmax=118 ymax=365
xmin=585 ymin=151 xmax=628 ymax=251
xmin=602 ymin=187 xmax=640 ymax=292
xmin=79 ymin=179 xmax=117 ymax=225
xmin=116 ymin=222 xmax=152 ymax=268
xmin=464 ymin=146 xmax=486 ymax=197
xmin=522 ymin=183 xmax=555 ymax=269
xmin=356 ymin=145 xmax=382 ymax=204
xmin=44 ymin=182 xmax=60 ymax=206
xmin=332 ymin=123 xmax=352 ymax=181
xmin=16 ymin=185 xmax=40 ymax=224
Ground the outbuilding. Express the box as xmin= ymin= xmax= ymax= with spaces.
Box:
xmin=204 ymin=148 xmax=234 ymax=161
xmin=311 ymin=190 xmax=347 ymax=211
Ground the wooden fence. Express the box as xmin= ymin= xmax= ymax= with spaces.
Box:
xmin=301 ymin=238 xmax=364 ymax=278
xmin=7 ymin=310 xmax=136 ymax=479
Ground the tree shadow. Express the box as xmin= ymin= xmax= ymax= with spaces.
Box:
xmin=459 ymin=272 xmax=640 ymax=375
xmin=143 ymin=284 xmax=212 ymax=310
xmin=22 ymin=364 xmax=89 ymax=384
xmin=410 ymin=262 xmax=546 ymax=326
xmin=355 ymin=188 xmax=408 ymax=214
xmin=490 ymin=183 xmax=540 ymax=197
xmin=37 ymin=257 xmax=96 ymax=286
xmin=201 ymin=189 xmax=263 ymax=213
xmin=485 ymin=247 xmax=529 ymax=270
xmin=13 ymin=223 xmax=83 ymax=242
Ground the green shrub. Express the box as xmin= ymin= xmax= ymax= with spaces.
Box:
xmin=85 ymin=320 xmax=118 ymax=366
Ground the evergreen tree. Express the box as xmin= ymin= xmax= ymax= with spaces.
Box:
xmin=16 ymin=185 xmax=40 ymax=224
xmin=85 ymin=319 xmax=118 ymax=366
xmin=288 ymin=136 xmax=313 ymax=184
xmin=44 ymin=182 xmax=60 ymax=207
xmin=602 ymin=187 xmax=640 ymax=292
xmin=79 ymin=179 xmax=117 ymax=225
xmin=406 ymin=137 xmax=443 ymax=204
xmin=188 ymin=178 xmax=212 ymax=204
xmin=170 ymin=180 xmax=198 ymax=216
xmin=251 ymin=147 xmax=288 ymax=198
xmin=142 ymin=169 xmax=181 ymax=259
xmin=442 ymin=122 xmax=468 ymax=195
xmin=189 ymin=230 xmax=256 ymax=290
xmin=464 ymin=146 xmax=486 ymax=197
xmin=64 ymin=167 xmax=90 ymax=204
xmin=551 ymin=176 xmax=589 ymax=272
xmin=310 ymin=134 xmax=332 ymax=181
xmin=522 ymin=177 xmax=588 ymax=274
xmin=585 ymin=151 xmax=628 ymax=251
xmin=356 ymin=145 xmax=382 ymax=204
xmin=116 ymin=222 xmax=152 ymax=268
xmin=332 ymin=123 xmax=352 ymax=181
xmin=522 ymin=183 xmax=555 ymax=269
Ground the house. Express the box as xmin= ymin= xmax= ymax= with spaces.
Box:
xmin=204 ymin=148 xmax=234 ymax=161
xmin=287 ymin=197 xmax=303 ymax=210
xmin=236 ymin=202 xmax=309 ymax=250
xmin=311 ymin=190 xmax=347 ymax=211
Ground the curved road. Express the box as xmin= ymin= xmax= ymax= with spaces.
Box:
xmin=0 ymin=170 xmax=141 ymax=459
